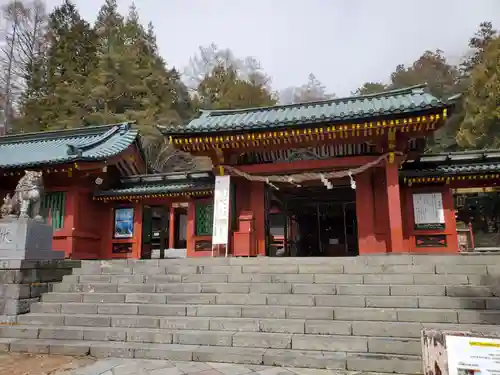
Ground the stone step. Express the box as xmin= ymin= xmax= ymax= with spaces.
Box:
xmin=51 ymin=281 xmax=500 ymax=299
xmin=3 ymin=338 xmax=423 ymax=373
xmin=7 ymin=317 xmax=500 ymax=339
xmin=15 ymin=305 xmax=500 ymax=325
xmin=0 ymin=325 xmax=423 ymax=355
xmin=63 ymin=272 xmax=497 ymax=285
xmin=38 ymin=291 xmax=500 ymax=311
xmin=75 ymin=254 xmax=500 ymax=267
xmin=31 ymin=293 xmax=500 ymax=314
xmin=73 ymin=260 xmax=500 ymax=274
xmin=77 ymin=264 xmax=448 ymax=275
xmin=72 ymin=262 xmax=496 ymax=276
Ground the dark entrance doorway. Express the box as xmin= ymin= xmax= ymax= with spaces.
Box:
xmin=173 ymin=207 xmax=187 ymax=249
xmin=141 ymin=205 xmax=169 ymax=259
xmin=141 ymin=205 xmax=188 ymax=259
xmin=266 ymin=184 xmax=358 ymax=257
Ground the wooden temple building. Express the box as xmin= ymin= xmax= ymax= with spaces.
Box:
xmin=0 ymin=85 xmax=497 ymax=259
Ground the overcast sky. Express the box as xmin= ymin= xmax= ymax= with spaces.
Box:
xmin=43 ymin=0 xmax=500 ymax=96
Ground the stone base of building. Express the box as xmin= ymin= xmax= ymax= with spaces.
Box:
xmin=151 ymin=248 xmax=187 ymax=259
xmin=0 ymin=259 xmax=80 ymax=323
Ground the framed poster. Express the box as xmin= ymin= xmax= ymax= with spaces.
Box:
xmin=447 ymin=334 xmax=500 ymax=375
xmin=413 ymin=192 xmax=445 ymax=230
xmin=212 ymin=175 xmax=231 ymax=246
xmin=114 ymin=207 xmax=134 ymax=239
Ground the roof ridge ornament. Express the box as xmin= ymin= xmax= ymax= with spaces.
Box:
xmin=66 ymin=144 xmax=83 ymax=156
xmin=118 ymin=122 xmax=130 ymax=135
xmin=66 ymin=124 xmax=122 ymax=152
xmin=411 ymin=87 xmax=425 ymax=94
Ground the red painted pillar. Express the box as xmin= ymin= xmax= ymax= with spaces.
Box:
xmin=101 ymin=205 xmax=113 ymax=259
xmin=355 ymin=170 xmax=377 ymax=254
xmin=250 ymin=182 xmax=266 ymax=256
xmin=186 ymin=200 xmax=196 ymax=257
xmin=168 ymin=205 xmax=175 ymax=249
xmin=130 ymin=202 xmax=143 ymax=259
xmin=64 ymin=189 xmax=78 ymax=258
xmin=385 ymin=160 xmax=404 ymax=252
xmin=442 ymin=187 xmax=459 ymax=252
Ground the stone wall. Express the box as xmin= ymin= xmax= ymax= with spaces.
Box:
xmin=0 ymin=259 xmax=80 ymax=323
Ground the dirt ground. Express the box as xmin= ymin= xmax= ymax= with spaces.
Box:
xmin=0 ymin=353 xmax=95 ymax=375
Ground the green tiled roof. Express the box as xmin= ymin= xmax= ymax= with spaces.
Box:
xmin=401 ymin=150 xmax=500 ymax=177
xmin=159 ymin=85 xmax=447 ymax=135
xmin=95 ymin=182 xmax=214 ymax=197
xmin=94 ymin=171 xmax=214 ymax=198
xmin=402 ymin=163 xmax=500 ymax=177
xmin=0 ymin=123 xmax=138 ymax=169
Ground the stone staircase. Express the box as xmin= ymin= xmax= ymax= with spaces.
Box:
xmin=2 ymin=255 xmax=500 ymax=374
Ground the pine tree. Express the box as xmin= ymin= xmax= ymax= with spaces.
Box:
xmin=18 ymin=0 xmax=192 ymax=135
xmin=84 ymin=0 xmax=127 ymax=125
xmin=86 ymin=3 xmax=189 ymax=139
xmin=47 ymin=0 xmax=98 ymax=128
xmin=197 ymin=64 xmax=276 ymax=109
xmin=18 ymin=0 xmax=98 ymax=130
xmin=458 ymin=36 xmax=500 ymax=148
xmin=107 ymin=4 xmax=174 ymax=137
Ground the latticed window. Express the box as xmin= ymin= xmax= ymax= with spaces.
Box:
xmin=41 ymin=192 xmax=66 ymax=230
xmin=195 ymin=201 xmax=213 ymax=236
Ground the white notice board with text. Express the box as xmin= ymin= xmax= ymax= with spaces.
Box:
xmin=447 ymin=334 xmax=500 ymax=375
xmin=412 ymin=192 xmax=445 ymax=229
xmin=212 ymin=175 xmax=231 ymax=246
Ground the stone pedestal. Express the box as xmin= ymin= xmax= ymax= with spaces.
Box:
xmin=0 ymin=218 xmax=71 ymax=322
xmin=0 ymin=259 xmax=80 ymax=323
xmin=0 ymin=217 xmax=64 ymax=260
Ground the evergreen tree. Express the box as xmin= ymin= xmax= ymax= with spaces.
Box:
xmin=187 ymin=43 xmax=276 ymax=109
xmin=19 ymin=0 xmax=98 ymax=130
xmin=196 ymin=64 xmax=276 ymax=109
xmin=84 ymin=0 xmax=127 ymax=125
xmin=353 ymin=82 xmax=388 ymax=96
xmin=46 ymin=0 xmax=98 ymax=128
xmin=461 ymin=22 xmax=498 ymax=77
xmin=168 ymin=67 xmax=194 ymax=122
xmin=85 ymin=3 xmax=190 ymax=141
xmin=458 ymin=36 xmax=500 ymax=148
xmin=18 ymin=49 xmax=46 ymax=132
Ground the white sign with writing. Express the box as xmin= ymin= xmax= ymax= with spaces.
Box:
xmin=413 ymin=192 xmax=445 ymax=225
xmin=447 ymin=335 xmax=500 ymax=375
xmin=212 ymin=175 xmax=231 ymax=247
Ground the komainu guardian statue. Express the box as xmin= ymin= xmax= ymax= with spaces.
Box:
xmin=0 ymin=170 xmax=44 ymax=221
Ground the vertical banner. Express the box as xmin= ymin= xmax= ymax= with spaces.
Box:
xmin=212 ymin=175 xmax=231 ymax=256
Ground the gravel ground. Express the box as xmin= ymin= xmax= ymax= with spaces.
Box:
xmin=0 ymin=353 xmax=96 ymax=375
